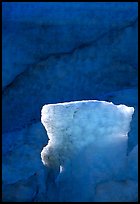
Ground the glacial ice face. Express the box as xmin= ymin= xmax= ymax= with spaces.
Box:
xmin=2 ymin=2 xmax=137 ymax=89
xmin=41 ymin=100 xmax=135 ymax=202
xmin=2 ymin=2 xmax=138 ymax=202
xmin=2 ymin=2 xmax=138 ymax=133
xmin=2 ymin=122 xmax=48 ymax=202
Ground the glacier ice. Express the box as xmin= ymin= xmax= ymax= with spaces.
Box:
xmin=94 ymin=180 xmax=138 ymax=202
xmin=2 ymin=2 xmax=137 ymax=89
xmin=2 ymin=122 xmax=48 ymax=202
xmin=2 ymin=2 xmax=138 ymax=202
xmin=2 ymin=2 xmax=138 ymax=133
xmin=127 ymin=145 xmax=138 ymax=181
xmin=41 ymin=100 xmax=137 ymax=202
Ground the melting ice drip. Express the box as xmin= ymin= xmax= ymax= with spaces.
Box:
xmin=41 ymin=100 xmax=136 ymax=202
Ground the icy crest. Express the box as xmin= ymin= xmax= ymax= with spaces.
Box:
xmin=41 ymin=100 xmax=136 ymax=202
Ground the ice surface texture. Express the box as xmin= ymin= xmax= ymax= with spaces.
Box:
xmin=2 ymin=2 xmax=138 ymax=202
xmin=2 ymin=2 xmax=138 ymax=133
xmin=41 ymin=100 xmax=137 ymax=202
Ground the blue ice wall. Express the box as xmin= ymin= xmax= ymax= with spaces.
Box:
xmin=2 ymin=2 xmax=138 ymax=133
xmin=2 ymin=2 xmax=138 ymax=202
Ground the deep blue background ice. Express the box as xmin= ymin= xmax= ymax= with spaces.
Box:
xmin=2 ymin=2 xmax=138 ymax=202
